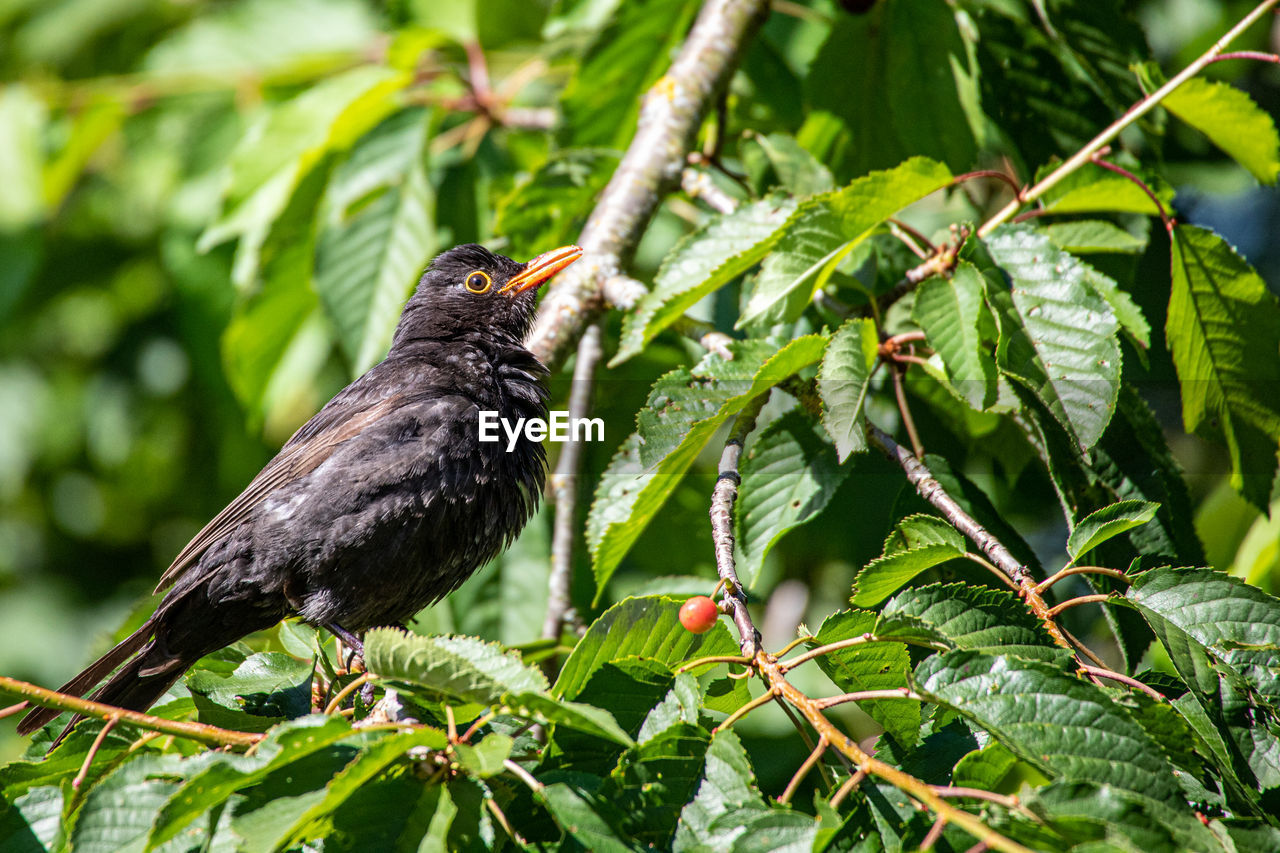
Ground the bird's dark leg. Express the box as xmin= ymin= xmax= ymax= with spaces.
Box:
xmin=324 ymin=623 xmax=364 ymax=665
xmin=323 ymin=623 xmax=378 ymax=707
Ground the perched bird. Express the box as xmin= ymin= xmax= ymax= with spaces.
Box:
xmin=19 ymin=242 xmax=582 ymax=740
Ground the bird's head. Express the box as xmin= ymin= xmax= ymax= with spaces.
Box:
xmin=393 ymin=243 xmax=582 ymax=346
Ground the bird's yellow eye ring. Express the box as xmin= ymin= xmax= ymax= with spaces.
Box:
xmin=464 ymin=270 xmax=492 ymax=294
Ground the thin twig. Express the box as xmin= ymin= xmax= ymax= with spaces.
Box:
xmin=0 ymin=701 xmax=29 ymax=721
xmin=921 ymin=815 xmax=947 ymax=851
xmin=780 ymin=633 xmax=947 ymax=673
xmin=1058 ymin=623 xmax=1110 ymax=669
xmin=542 ymin=323 xmax=603 ymax=642
xmin=931 ymin=786 xmax=1021 ymax=809
xmin=675 ymin=654 xmax=753 ymax=673
xmin=504 ymin=758 xmax=544 ymax=792
xmin=1046 ymin=594 xmax=1111 ymax=618
xmin=891 ymin=366 xmax=925 ymax=458
xmin=1035 ymin=565 xmax=1129 ymax=593
xmin=0 ymin=675 xmax=260 ymax=749
xmin=976 ymin=0 xmax=1280 ymax=237
xmin=779 ymin=735 xmax=829 ymax=805
xmin=487 ymin=798 xmax=528 ymax=846
xmin=814 ymin=688 xmax=923 ymax=710
xmin=964 ymin=553 xmax=1020 ymax=591
xmin=72 ymin=715 xmax=118 ymax=790
xmin=1207 ymin=50 xmax=1280 ymax=64
xmin=714 ymin=688 xmax=777 ymax=732
xmin=681 ymin=167 xmax=739 ymax=214
xmin=830 ymin=768 xmax=868 ymax=808
xmin=710 ymin=394 xmax=771 ymax=656
xmin=1079 ymin=665 xmax=1167 ymax=702
xmin=324 ymin=673 xmax=370 ymax=715
xmin=952 ymin=169 xmax=1023 ymax=198
xmin=866 ymin=426 xmax=1075 ymax=653
xmin=1089 ymin=151 xmax=1173 ymax=233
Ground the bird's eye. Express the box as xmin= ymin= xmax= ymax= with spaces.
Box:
xmin=464 ymin=270 xmax=492 ymax=294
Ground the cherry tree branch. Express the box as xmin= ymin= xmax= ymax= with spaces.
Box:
xmin=0 ymin=675 xmax=261 ymax=749
xmin=542 ymin=323 xmax=604 ymax=641
xmin=526 ymin=0 xmax=771 ymax=369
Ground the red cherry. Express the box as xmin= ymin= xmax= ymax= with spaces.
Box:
xmin=680 ymin=596 xmax=719 ymax=633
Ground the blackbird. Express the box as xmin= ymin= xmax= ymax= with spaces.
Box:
xmin=19 ymin=242 xmax=582 ymax=739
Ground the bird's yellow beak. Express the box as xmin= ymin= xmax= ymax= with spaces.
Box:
xmin=500 ymin=245 xmax=583 ymax=295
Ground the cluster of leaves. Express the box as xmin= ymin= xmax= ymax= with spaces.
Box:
xmin=4 ymin=0 xmax=1280 ymax=850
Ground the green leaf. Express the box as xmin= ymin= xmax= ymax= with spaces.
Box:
xmin=738 ymin=157 xmax=953 ymax=328
xmin=185 ymin=651 xmax=314 ymax=724
xmin=1127 ymin=568 xmax=1280 ymax=703
xmin=494 ymin=148 xmax=619 ymax=262
xmin=1067 ymin=500 xmax=1160 ymax=561
xmin=0 ymin=786 xmax=64 ymax=853
xmin=201 ymin=65 xmax=410 ymax=262
xmin=808 ymin=609 xmax=919 ymax=745
xmin=272 ymin=728 xmax=450 ymax=850
xmin=558 ymin=0 xmax=701 ymax=147
xmin=1167 ymin=224 xmax=1280 ymax=509
xmin=612 ymin=195 xmax=798 ymax=365
xmin=1044 ymin=220 xmax=1148 ymax=254
xmin=1038 ymin=163 xmax=1175 ymax=217
xmin=72 ymin=754 xmax=188 ymax=853
xmin=606 ymin=722 xmax=712 ymax=845
xmin=589 ymin=337 xmax=828 ymax=593
xmin=220 ymin=160 xmax=331 ymax=422
xmin=541 ymin=782 xmax=641 ymax=853
xmin=986 ymin=224 xmax=1122 ymax=450
xmin=144 ymin=0 xmax=378 ymax=76
xmin=637 ymin=673 xmax=702 ymax=742
xmin=1091 ymin=386 xmax=1206 ymax=566
xmin=315 ymin=108 xmax=436 ymax=373
xmin=1024 ymin=779 xmax=1217 ymax=852
xmin=148 ymin=716 xmax=356 ymax=849
xmin=737 ymin=410 xmax=848 ymax=584
xmin=747 ymin=132 xmax=836 ymax=196
xmin=852 ymin=515 xmax=966 ymax=606
xmin=554 ymin=596 xmax=738 ymax=701
xmin=912 ymin=261 xmax=998 ymax=410
xmin=1079 ymin=261 xmax=1151 ymax=351
xmin=1154 ymin=71 xmax=1280 ymax=185
xmin=804 ymin=6 xmax=978 ymax=181
xmin=674 ymin=730 xmax=768 ymax=851
xmin=818 ymin=317 xmax=879 ymax=460
xmin=914 ymin=652 xmax=1206 ymax=832
xmin=504 ymin=692 xmax=634 ymax=746
xmin=453 ymin=733 xmax=513 ymax=779
xmin=365 ymin=630 xmax=548 ymax=705
xmin=0 ymin=85 xmax=45 ymax=229
xmin=883 ymin=582 xmax=1062 ymax=661
xmin=408 ymin=0 xmax=553 ymax=47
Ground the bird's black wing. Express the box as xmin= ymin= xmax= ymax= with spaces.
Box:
xmin=153 ymin=386 xmax=406 ymax=593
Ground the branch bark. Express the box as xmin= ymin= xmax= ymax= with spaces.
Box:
xmin=542 ymin=323 xmax=603 ymax=641
xmin=0 ymin=675 xmax=261 ymax=750
xmin=526 ymin=0 xmax=771 ymax=369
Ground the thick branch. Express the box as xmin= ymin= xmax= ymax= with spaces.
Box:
xmin=0 ymin=675 xmax=261 ymax=749
xmin=526 ymin=0 xmax=770 ymax=369
xmin=542 ymin=323 xmax=604 ymax=641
